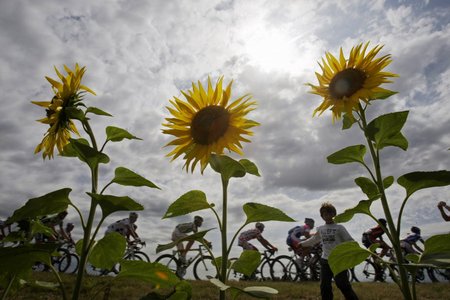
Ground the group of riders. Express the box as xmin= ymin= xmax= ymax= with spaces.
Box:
xmin=1 ymin=200 xmax=449 ymax=280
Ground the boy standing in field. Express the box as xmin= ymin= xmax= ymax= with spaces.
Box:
xmin=299 ymin=202 xmax=359 ymax=300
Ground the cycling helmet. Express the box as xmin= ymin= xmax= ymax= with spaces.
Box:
xmin=255 ymin=222 xmax=265 ymax=230
xmin=305 ymin=218 xmax=315 ymax=225
xmin=378 ymin=218 xmax=387 ymax=226
xmin=66 ymin=222 xmax=74 ymax=227
xmin=194 ymin=216 xmax=203 ymax=222
xmin=411 ymin=226 xmax=421 ymax=234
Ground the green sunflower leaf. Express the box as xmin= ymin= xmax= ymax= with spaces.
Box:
xmin=383 ymin=176 xmax=394 ymax=189
xmin=243 ymin=202 xmax=295 ymax=224
xmin=210 ymin=154 xmax=246 ymax=180
xmin=89 ymin=232 xmax=126 ymax=269
xmin=334 ymin=199 xmax=374 ymax=223
xmin=86 ymin=107 xmax=113 ymax=117
xmin=328 ymin=241 xmax=371 ymax=275
xmin=162 ymin=190 xmax=213 ymax=219
xmin=0 ymin=243 xmax=57 ymax=288
xmin=117 ymin=260 xmax=180 ymax=288
xmin=369 ymin=89 xmax=397 ymax=100
xmin=155 ymin=229 xmax=213 ymax=253
xmin=88 ymin=193 xmax=144 ymax=219
xmin=106 ymin=126 xmax=142 ymax=142
xmin=327 ymin=145 xmax=366 ymax=165
xmin=65 ymin=107 xmax=86 ymax=121
xmin=68 ymin=138 xmax=110 ymax=168
xmin=112 ymin=167 xmax=160 ymax=189
xmin=61 ymin=138 xmax=90 ymax=157
xmin=342 ymin=113 xmax=356 ymax=130
xmin=354 ymin=177 xmax=380 ymax=200
xmin=366 ymin=111 xmax=409 ymax=151
xmin=239 ymin=159 xmax=261 ymax=176
xmin=419 ymin=234 xmax=450 ymax=267
xmin=397 ymin=171 xmax=450 ymax=198
xmin=8 ymin=188 xmax=72 ymax=223
xmin=231 ymin=250 xmax=261 ymax=276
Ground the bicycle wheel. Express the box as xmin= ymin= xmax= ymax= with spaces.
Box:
xmin=305 ymin=257 xmax=321 ymax=281
xmin=429 ymin=268 xmax=450 ymax=282
xmin=193 ymin=256 xmax=217 ymax=280
xmin=259 ymin=259 xmax=273 ymax=281
xmin=349 ymin=267 xmax=359 ymax=282
xmin=134 ymin=251 xmax=150 ymax=262
xmin=362 ymin=260 xmax=385 ymax=282
xmin=155 ymin=254 xmax=180 ymax=275
xmin=270 ymin=255 xmax=299 ymax=282
xmin=59 ymin=253 xmax=79 ymax=274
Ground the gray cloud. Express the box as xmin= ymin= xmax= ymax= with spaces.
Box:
xmin=1 ymin=0 xmax=449 ymax=260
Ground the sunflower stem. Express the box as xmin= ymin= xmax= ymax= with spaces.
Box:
xmin=219 ymin=175 xmax=229 ymax=300
xmin=72 ymin=120 xmax=99 ymax=300
xmin=358 ymin=104 xmax=413 ymax=300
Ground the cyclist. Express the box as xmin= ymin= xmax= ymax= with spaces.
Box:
xmin=105 ymin=212 xmax=140 ymax=243
xmin=400 ymin=226 xmax=424 ymax=254
xmin=171 ymin=215 xmax=210 ymax=264
xmin=37 ymin=211 xmax=70 ymax=243
xmin=362 ymin=218 xmax=391 ymax=282
xmin=286 ymin=218 xmax=315 ymax=254
xmin=238 ymin=222 xmax=278 ymax=253
xmin=59 ymin=222 xmax=75 ymax=245
xmin=362 ymin=218 xmax=390 ymax=258
xmin=286 ymin=218 xmax=316 ymax=280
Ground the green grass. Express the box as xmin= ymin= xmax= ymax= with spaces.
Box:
xmin=2 ymin=273 xmax=449 ymax=299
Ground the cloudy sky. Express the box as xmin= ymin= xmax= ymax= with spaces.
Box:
xmin=1 ymin=0 xmax=449 ymax=262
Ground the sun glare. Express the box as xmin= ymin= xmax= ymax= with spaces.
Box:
xmin=244 ymin=28 xmax=299 ymax=73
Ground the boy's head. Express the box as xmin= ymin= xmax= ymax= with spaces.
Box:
xmin=320 ymin=202 xmax=336 ymax=223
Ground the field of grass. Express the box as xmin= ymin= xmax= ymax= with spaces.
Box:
xmin=2 ymin=272 xmax=449 ymax=299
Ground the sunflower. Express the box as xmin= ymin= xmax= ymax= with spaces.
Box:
xmin=162 ymin=76 xmax=259 ymax=173
xmin=32 ymin=64 xmax=96 ymax=159
xmin=308 ymin=42 xmax=398 ymax=122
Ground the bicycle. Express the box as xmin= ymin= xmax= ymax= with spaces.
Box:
xmin=57 ymin=242 xmax=79 ymax=274
xmin=271 ymin=244 xmax=321 ymax=282
xmin=155 ymin=244 xmax=216 ymax=280
xmin=230 ymin=249 xmax=278 ymax=281
xmin=32 ymin=243 xmax=77 ymax=273
xmin=111 ymin=240 xmax=149 ymax=274
xmin=362 ymin=248 xmax=433 ymax=283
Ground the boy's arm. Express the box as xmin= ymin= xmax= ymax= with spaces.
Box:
xmin=339 ymin=225 xmax=354 ymax=242
xmin=299 ymin=232 xmax=321 ymax=247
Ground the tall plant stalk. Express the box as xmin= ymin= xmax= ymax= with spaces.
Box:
xmin=358 ymin=105 xmax=412 ymax=300
xmin=219 ymin=176 xmax=229 ymax=300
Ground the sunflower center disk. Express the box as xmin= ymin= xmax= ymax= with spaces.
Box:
xmin=191 ymin=105 xmax=230 ymax=145
xmin=329 ymin=68 xmax=366 ymax=99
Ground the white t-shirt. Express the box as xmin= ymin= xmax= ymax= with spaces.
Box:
xmin=300 ymin=223 xmax=354 ymax=259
